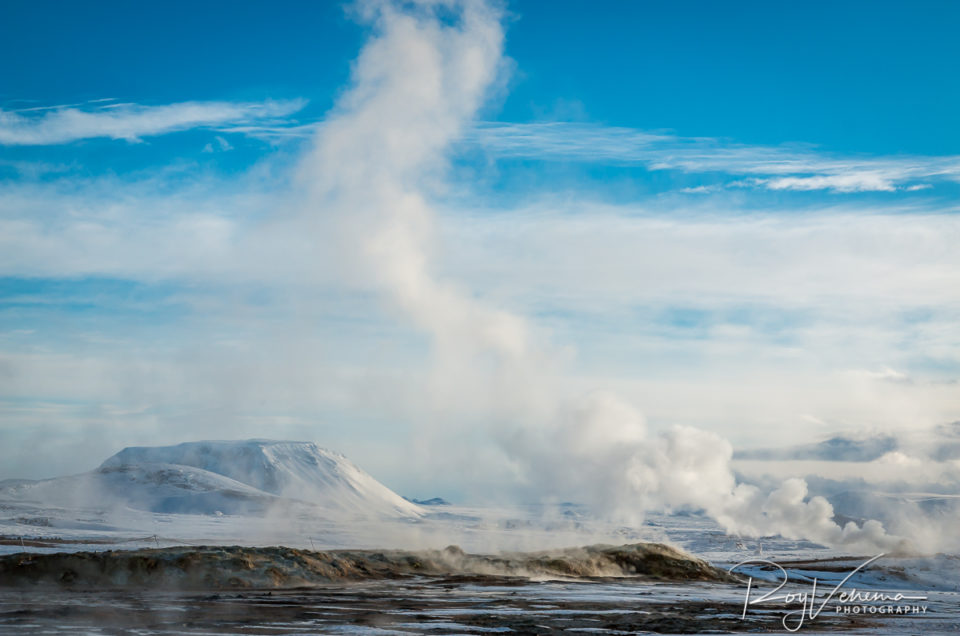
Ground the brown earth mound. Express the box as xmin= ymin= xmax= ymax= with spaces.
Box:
xmin=0 ymin=542 xmax=739 ymax=589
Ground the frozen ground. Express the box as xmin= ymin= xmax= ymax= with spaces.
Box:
xmin=1 ymin=507 xmax=958 ymax=633
xmin=1 ymin=556 xmax=957 ymax=634
xmin=0 ymin=578 xmax=912 ymax=634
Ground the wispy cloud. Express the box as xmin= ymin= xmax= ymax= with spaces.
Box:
xmin=181 ymin=117 xmax=960 ymax=193
xmin=0 ymin=99 xmax=307 ymax=146
xmin=219 ymin=122 xmax=321 ymax=143
xmin=466 ymin=121 xmax=960 ymax=193
xmin=756 ymin=174 xmax=899 ymax=193
xmin=202 ymin=135 xmax=234 ymax=153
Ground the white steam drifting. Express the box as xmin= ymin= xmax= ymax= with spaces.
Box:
xmin=300 ymin=0 xmax=908 ymax=553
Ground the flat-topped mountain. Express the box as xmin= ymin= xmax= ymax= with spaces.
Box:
xmin=1 ymin=440 xmax=422 ymax=519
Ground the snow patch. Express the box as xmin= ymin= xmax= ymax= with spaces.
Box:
xmin=2 ymin=440 xmax=422 ymax=519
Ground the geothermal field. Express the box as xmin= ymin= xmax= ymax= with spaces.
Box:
xmin=1 ymin=440 xmax=958 ymax=633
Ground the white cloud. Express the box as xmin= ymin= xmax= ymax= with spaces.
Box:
xmin=438 ymin=202 xmax=960 ymax=313
xmin=467 ymin=121 xmax=960 ymax=192
xmin=220 ymin=122 xmax=321 ymax=143
xmin=758 ymin=174 xmax=898 ymax=192
xmin=202 ymin=135 xmax=234 ymax=153
xmin=2 ymin=178 xmax=959 ymax=449
xmin=0 ymin=99 xmax=306 ymax=145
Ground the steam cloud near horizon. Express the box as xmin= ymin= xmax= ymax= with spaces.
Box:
xmin=298 ymin=0 xmax=912 ymax=553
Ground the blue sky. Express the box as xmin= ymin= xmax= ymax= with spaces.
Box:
xmin=1 ymin=1 xmax=959 ymax=498
xmin=4 ymin=1 xmax=959 ymax=173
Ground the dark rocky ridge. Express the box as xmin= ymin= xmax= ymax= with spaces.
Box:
xmin=0 ymin=542 xmax=740 ymax=589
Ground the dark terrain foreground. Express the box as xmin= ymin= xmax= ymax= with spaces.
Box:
xmin=0 ymin=579 xmax=883 ymax=634
xmin=0 ymin=543 xmax=944 ymax=633
xmin=0 ymin=543 xmax=737 ymax=588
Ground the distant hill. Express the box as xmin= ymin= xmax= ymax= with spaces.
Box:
xmin=404 ymin=496 xmax=451 ymax=506
xmin=735 ymin=435 xmax=898 ymax=462
xmin=0 ymin=440 xmax=422 ymax=519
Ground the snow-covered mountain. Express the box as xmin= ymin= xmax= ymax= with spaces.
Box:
xmin=0 ymin=440 xmax=422 ymax=519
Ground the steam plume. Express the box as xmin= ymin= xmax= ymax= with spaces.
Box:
xmin=300 ymin=0 xmax=909 ymax=553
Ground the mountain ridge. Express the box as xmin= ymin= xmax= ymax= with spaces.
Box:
xmin=1 ymin=439 xmax=422 ymax=519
